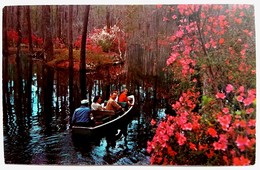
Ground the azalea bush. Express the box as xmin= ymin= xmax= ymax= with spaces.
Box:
xmin=7 ymin=29 xmax=44 ymax=48
xmin=147 ymin=4 xmax=256 ymax=165
xmin=90 ymin=25 xmax=126 ymax=54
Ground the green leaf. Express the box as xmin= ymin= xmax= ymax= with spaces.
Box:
xmin=235 ymin=110 xmax=241 ymax=115
xmin=202 ymin=95 xmax=213 ymax=106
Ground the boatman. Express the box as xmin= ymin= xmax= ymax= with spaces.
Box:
xmin=71 ymin=99 xmax=94 ymax=127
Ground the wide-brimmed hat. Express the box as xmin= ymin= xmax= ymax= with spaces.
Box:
xmin=81 ymin=99 xmax=89 ymax=104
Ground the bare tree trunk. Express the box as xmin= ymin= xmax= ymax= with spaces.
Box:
xmin=42 ymin=5 xmax=54 ymax=133
xmin=68 ymin=5 xmax=74 ymax=119
xmin=26 ymin=6 xmax=33 ymax=53
xmin=56 ymin=6 xmax=61 ymax=39
xmin=26 ymin=6 xmax=33 ymax=115
xmin=80 ymin=5 xmax=90 ymax=99
xmin=3 ymin=7 xmax=9 ymax=121
xmin=15 ymin=6 xmax=23 ymax=121
xmin=106 ymin=6 xmax=110 ymax=33
xmin=153 ymin=10 xmax=159 ymax=112
xmin=43 ymin=5 xmax=53 ymax=61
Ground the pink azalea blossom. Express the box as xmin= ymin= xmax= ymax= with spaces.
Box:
xmin=243 ymin=97 xmax=254 ymax=106
xmin=226 ymin=84 xmax=234 ymax=93
xmin=238 ymin=86 xmax=245 ymax=93
xmin=176 ymin=30 xmax=184 ymax=38
xmin=236 ymin=95 xmax=244 ymax=102
xmin=163 ymin=17 xmax=169 ymax=22
xmin=217 ymin=115 xmax=231 ymax=131
xmin=246 ymin=108 xmax=254 ymax=114
xmin=172 ymin=15 xmax=177 ymax=20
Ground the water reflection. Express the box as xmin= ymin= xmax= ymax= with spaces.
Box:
xmin=3 ymin=55 xmax=161 ymax=165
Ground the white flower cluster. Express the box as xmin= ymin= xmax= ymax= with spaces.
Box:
xmin=90 ymin=25 xmax=122 ymax=45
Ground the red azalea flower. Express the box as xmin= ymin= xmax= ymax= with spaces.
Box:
xmin=151 ymin=119 xmax=156 ymax=126
xmin=216 ymin=92 xmax=226 ymax=99
xmin=182 ymin=122 xmax=193 ymax=131
xmin=248 ymin=138 xmax=256 ymax=147
xmin=189 ymin=142 xmax=197 ymax=150
xmin=213 ymin=134 xmax=228 ymax=151
xmin=198 ymin=144 xmax=207 ymax=151
xmin=207 ymin=127 xmax=218 ymax=137
xmin=239 ymin=120 xmax=247 ymax=128
xmin=222 ymin=107 xmax=229 ymax=114
xmin=233 ymin=156 xmax=251 ymax=166
xmin=176 ymin=132 xmax=186 ymax=146
xmin=223 ymin=155 xmax=229 ymax=165
xmin=205 ymin=149 xmax=214 ymax=158
xmin=246 ymin=128 xmax=256 ymax=135
xmin=213 ymin=142 xmax=227 ymax=151
xmin=233 ymin=119 xmax=240 ymax=127
xmin=248 ymin=119 xmax=256 ymax=127
xmin=235 ymin=135 xmax=250 ymax=151
xmin=167 ymin=145 xmax=177 ymax=157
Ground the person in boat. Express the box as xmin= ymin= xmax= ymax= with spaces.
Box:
xmin=105 ymin=91 xmax=123 ymax=114
xmin=71 ymin=99 xmax=94 ymax=127
xmin=118 ymin=88 xmax=133 ymax=109
xmin=112 ymin=90 xmax=119 ymax=102
xmin=91 ymin=95 xmax=104 ymax=111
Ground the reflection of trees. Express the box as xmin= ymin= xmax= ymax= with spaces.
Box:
xmin=42 ymin=65 xmax=54 ymax=134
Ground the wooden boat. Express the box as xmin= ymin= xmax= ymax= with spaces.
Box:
xmin=72 ymin=95 xmax=135 ymax=136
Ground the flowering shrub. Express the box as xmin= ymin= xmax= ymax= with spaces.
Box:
xmin=7 ymin=29 xmax=18 ymax=46
xmin=147 ymin=86 xmax=255 ymax=165
xmin=147 ymin=4 xmax=255 ymax=165
xmin=7 ymin=29 xmax=44 ymax=48
xmin=90 ymin=25 xmax=126 ymax=53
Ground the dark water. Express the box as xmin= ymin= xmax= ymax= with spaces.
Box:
xmin=3 ymin=55 xmax=165 ymax=165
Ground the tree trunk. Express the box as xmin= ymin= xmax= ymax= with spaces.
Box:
xmin=80 ymin=5 xmax=90 ymax=99
xmin=26 ymin=6 xmax=34 ymax=53
xmin=56 ymin=5 xmax=62 ymax=39
xmin=2 ymin=7 xmax=9 ymax=122
xmin=106 ymin=6 xmax=110 ymax=33
xmin=26 ymin=6 xmax=33 ymax=115
xmin=68 ymin=5 xmax=74 ymax=119
xmin=43 ymin=5 xmax=53 ymax=61
xmin=15 ymin=6 xmax=23 ymax=121
xmin=42 ymin=5 xmax=54 ymax=133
